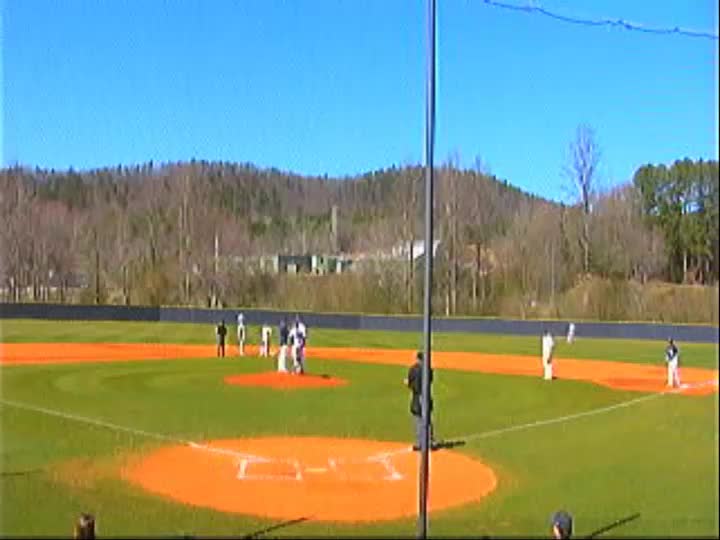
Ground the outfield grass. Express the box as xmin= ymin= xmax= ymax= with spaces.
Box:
xmin=1 ymin=319 xmax=718 ymax=537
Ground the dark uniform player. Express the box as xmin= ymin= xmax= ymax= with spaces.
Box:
xmin=277 ymin=318 xmax=289 ymax=372
xmin=665 ymin=337 xmax=681 ymax=388
xmin=215 ymin=320 xmax=227 ymax=357
xmin=404 ymin=351 xmax=434 ymax=451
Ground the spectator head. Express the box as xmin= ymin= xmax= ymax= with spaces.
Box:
xmin=550 ymin=510 xmax=573 ymax=539
xmin=74 ymin=513 xmax=95 ymax=539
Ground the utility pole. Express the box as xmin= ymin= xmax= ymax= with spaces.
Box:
xmin=418 ymin=0 xmax=436 ymax=537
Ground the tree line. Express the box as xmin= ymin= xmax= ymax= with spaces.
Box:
xmin=1 ymin=146 xmax=717 ymax=323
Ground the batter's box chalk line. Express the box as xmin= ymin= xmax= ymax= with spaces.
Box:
xmin=234 ymin=453 xmax=404 ymax=482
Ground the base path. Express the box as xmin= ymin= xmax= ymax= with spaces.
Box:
xmin=1 ymin=343 xmax=717 ymax=395
xmin=307 ymin=347 xmax=719 ymax=396
xmin=122 ymin=436 xmax=496 ymax=522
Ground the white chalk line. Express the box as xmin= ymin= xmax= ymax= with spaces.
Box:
xmin=446 ymin=379 xmax=718 ymax=444
xmin=1 ymin=378 xmax=716 ymax=466
xmin=0 ymin=397 xmax=411 ymax=471
xmin=0 ymin=397 xmax=262 ymax=460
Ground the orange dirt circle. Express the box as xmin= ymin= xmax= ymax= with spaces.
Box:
xmin=122 ymin=436 xmax=497 ymax=522
xmin=224 ymin=371 xmax=347 ymax=389
xmin=2 ymin=343 xmax=717 ymax=396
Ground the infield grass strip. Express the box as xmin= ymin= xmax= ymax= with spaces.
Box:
xmin=1 ymin=319 xmax=718 ymax=368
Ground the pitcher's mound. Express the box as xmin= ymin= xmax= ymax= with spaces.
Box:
xmin=122 ymin=436 xmax=496 ymax=522
xmin=224 ymin=372 xmax=347 ymax=389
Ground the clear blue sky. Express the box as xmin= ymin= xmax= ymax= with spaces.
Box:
xmin=2 ymin=0 xmax=718 ymax=201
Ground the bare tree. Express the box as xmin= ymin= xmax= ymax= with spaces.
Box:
xmin=395 ymin=166 xmax=419 ymax=313
xmin=438 ymin=158 xmax=462 ymax=316
xmin=564 ymin=124 xmax=600 ymax=275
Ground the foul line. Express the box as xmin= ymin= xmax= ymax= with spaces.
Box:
xmin=0 ymin=397 xmax=409 ymax=463
xmin=446 ymin=379 xmax=718 ymax=444
xmin=1 ymin=380 xmax=715 ymax=463
xmin=0 ymin=398 xmax=262 ymax=460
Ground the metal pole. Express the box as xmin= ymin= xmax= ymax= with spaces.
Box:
xmin=418 ymin=0 xmax=436 ymax=537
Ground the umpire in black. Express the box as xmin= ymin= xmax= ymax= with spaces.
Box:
xmin=404 ymin=351 xmax=434 ymax=451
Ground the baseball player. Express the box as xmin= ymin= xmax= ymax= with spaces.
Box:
xmin=236 ymin=312 xmax=246 ymax=356
xmin=296 ymin=315 xmax=307 ymax=342
xmin=566 ymin=322 xmax=576 ymax=344
xmin=542 ymin=329 xmax=555 ymax=381
xmin=288 ymin=322 xmax=298 ymax=366
xmin=289 ymin=316 xmax=307 ymax=366
xmin=277 ymin=318 xmax=289 ymax=372
xmin=293 ymin=330 xmax=307 ymax=374
xmin=260 ymin=322 xmax=272 ymax=357
xmin=403 ymin=351 xmax=435 ymax=451
xmin=665 ymin=338 xmax=681 ymax=388
xmin=215 ymin=320 xmax=227 ymax=358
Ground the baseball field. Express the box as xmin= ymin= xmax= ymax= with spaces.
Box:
xmin=1 ymin=318 xmax=718 ymax=537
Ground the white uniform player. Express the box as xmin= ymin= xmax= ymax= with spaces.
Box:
xmin=290 ymin=317 xmax=307 ymax=374
xmin=278 ymin=319 xmax=289 ymax=373
xmin=289 ymin=324 xmax=298 ymax=366
xmin=542 ymin=330 xmax=555 ymax=381
xmin=237 ymin=313 xmax=246 ymax=356
xmin=260 ymin=323 xmax=272 ymax=357
xmin=665 ymin=338 xmax=680 ymax=388
xmin=297 ymin=319 xmax=307 ymax=340
xmin=566 ymin=323 xmax=575 ymax=344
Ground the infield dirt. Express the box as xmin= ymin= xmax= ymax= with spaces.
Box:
xmin=2 ymin=342 xmax=717 ymax=395
xmin=122 ymin=436 xmax=497 ymax=522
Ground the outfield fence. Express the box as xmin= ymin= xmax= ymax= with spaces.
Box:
xmin=1 ymin=303 xmax=717 ymax=344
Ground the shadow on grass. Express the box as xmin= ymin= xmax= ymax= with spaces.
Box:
xmin=433 ymin=439 xmax=466 ymax=450
xmin=586 ymin=513 xmax=641 ymax=538
xmin=242 ymin=516 xmax=310 ymax=539
xmin=0 ymin=468 xmax=44 ymax=477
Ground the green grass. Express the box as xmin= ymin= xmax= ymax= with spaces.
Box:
xmin=1 ymin=319 xmax=718 ymax=537
xmin=1 ymin=318 xmax=718 ymax=368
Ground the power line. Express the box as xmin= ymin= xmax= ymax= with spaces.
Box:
xmin=481 ymin=0 xmax=719 ymax=41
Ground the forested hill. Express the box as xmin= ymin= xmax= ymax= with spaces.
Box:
xmin=1 ymin=160 xmax=542 ymax=255
xmin=1 ymin=158 xmax=717 ymax=323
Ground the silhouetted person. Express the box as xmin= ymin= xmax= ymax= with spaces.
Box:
xmin=403 ymin=351 xmax=435 ymax=451
xmin=74 ymin=513 xmax=95 ymax=539
xmin=216 ymin=320 xmax=227 ymax=357
xmin=551 ymin=510 xmax=573 ymax=539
